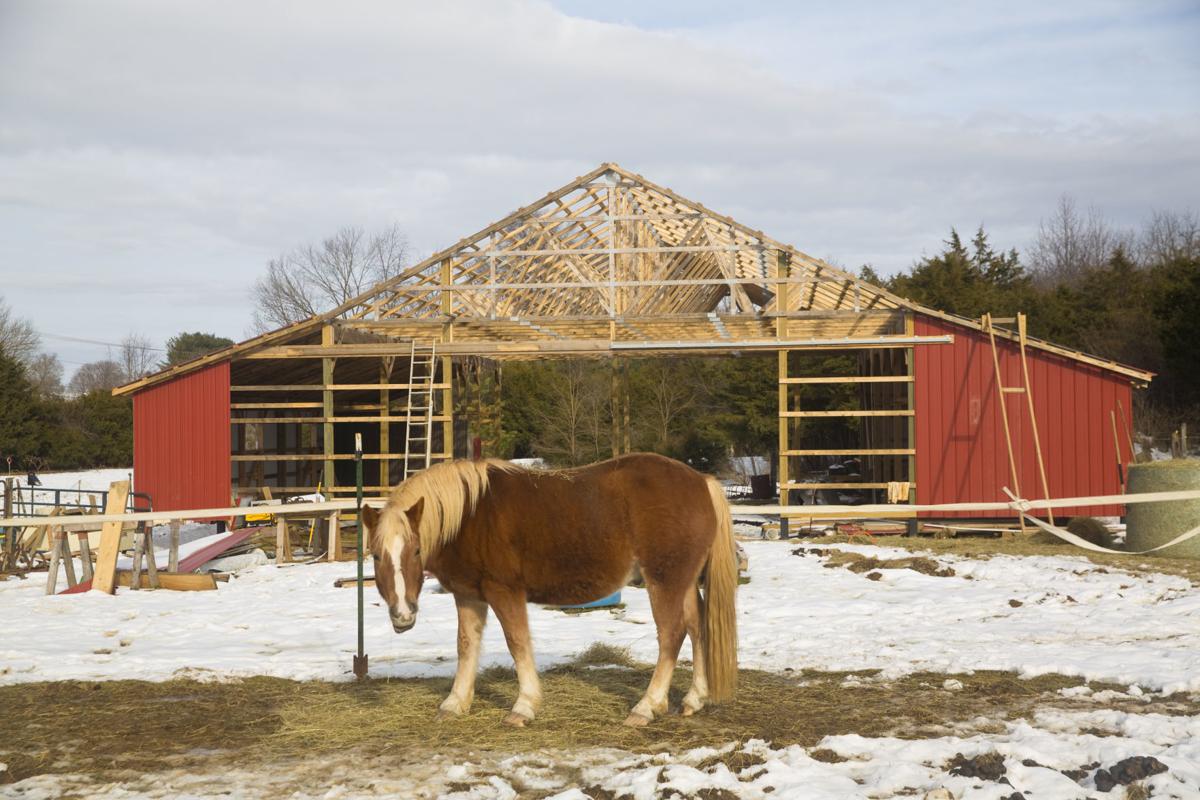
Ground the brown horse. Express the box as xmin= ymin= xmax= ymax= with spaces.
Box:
xmin=362 ymin=452 xmax=738 ymax=727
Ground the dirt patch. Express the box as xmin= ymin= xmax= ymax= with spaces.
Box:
xmin=947 ymin=750 xmax=1006 ymax=781
xmin=1093 ymin=756 xmax=1168 ymax=792
xmin=695 ymin=749 xmax=767 ymax=774
xmin=0 ymin=665 xmax=1194 ymax=786
xmin=793 ymin=547 xmax=956 ymax=577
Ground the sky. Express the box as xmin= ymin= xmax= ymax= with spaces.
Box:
xmin=0 ymin=0 xmax=1197 ymax=376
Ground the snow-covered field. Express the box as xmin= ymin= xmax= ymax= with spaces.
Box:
xmin=3 ymin=537 xmax=1200 ymax=797
xmin=4 ymin=541 xmax=1198 ymax=692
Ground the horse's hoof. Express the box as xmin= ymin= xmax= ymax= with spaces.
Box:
xmin=503 ymin=711 xmax=531 ymax=728
xmin=680 ymin=705 xmax=698 ymax=717
xmin=622 ymin=712 xmax=652 ymax=727
xmin=435 ymin=708 xmax=461 ymax=722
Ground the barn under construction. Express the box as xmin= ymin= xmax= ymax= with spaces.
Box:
xmin=113 ymin=163 xmax=1152 ymax=522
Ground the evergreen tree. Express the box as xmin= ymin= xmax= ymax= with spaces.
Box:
xmin=0 ymin=349 xmax=40 ymax=469
xmin=163 ymin=331 xmax=235 ymax=367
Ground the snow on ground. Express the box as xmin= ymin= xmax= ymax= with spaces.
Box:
xmin=2 ymin=541 xmax=1199 ymax=694
xmin=3 ymin=709 xmax=1198 ymax=798
xmin=3 ymin=538 xmax=1200 ymax=797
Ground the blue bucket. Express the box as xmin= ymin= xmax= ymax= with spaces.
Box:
xmin=561 ymin=590 xmax=622 ymax=609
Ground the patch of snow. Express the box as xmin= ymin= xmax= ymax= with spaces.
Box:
xmin=2 ymin=541 xmax=1199 ymax=694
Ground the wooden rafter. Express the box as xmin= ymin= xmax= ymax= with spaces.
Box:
xmin=114 ymin=162 xmax=1156 ymax=394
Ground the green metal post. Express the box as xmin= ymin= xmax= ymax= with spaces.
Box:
xmin=353 ymin=433 xmax=368 ymax=679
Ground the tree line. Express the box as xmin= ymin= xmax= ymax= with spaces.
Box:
xmin=2 ymin=205 xmax=1195 ymax=475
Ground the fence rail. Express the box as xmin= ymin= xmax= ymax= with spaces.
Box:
xmin=2 ymin=488 xmax=1199 ymax=530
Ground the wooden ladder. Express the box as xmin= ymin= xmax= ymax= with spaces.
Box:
xmin=402 ymin=341 xmax=438 ymax=480
xmin=981 ymin=312 xmax=1054 ymax=530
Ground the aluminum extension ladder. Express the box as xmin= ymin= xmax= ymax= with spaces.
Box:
xmin=402 ymin=341 xmax=438 ymax=480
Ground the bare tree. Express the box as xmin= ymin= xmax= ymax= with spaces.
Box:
xmin=26 ymin=353 xmax=64 ymax=397
xmin=251 ymin=224 xmax=410 ymax=332
xmin=1139 ymin=209 xmax=1200 ymax=265
xmin=1027 ymin=195 xmax=1133 ymax=286
xmin=634 ymin=359 xmax=700 ymax=452
xmin=533 ymin=362 xmax=609 ymax=465
xmin=119 ymin=333 xmax=156 ymax=382
xmin=0 ymin=297 xmax=40 ymax=365
xmin=68 ymin=360 xmax=125 ymax=395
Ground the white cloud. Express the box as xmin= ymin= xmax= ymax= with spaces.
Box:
xmin=0 ymin=0 xmax=1196 ymax=371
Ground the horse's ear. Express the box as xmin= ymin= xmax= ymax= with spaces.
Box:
xmin=405 ymin=497 xmax=425 ymax=531
xmin=362 ymin=504 xmax=380 ymax=531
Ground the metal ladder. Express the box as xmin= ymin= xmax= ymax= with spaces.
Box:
xmin=402 ymin=341 xmax=438 ymax=480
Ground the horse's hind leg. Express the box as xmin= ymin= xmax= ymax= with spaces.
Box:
xmin=680 ymin=586 xmax=708 ymax=716
xmin=484 ymin=582 xmax=542 ymax=727
xmin=625 ymin=581 xmax=688 ymax=727
xmin=437 ymin=594 xmax=488 ymax=721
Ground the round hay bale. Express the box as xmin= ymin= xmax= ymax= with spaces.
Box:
xmin=1125 ymin=459 xmax=1200 ymax=559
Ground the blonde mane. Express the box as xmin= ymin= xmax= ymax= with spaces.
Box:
xmin=378 ymin=459 xmax=523 ymax=560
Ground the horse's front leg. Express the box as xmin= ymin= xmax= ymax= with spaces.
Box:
xmin=483 ymin=582 xmax=542 ymax=727
xmin=437 ymin=594 xmax=488 ymax=721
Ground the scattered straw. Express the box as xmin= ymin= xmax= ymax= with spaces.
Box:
xmin=2 ymin=659 xmax=1196 ymax=787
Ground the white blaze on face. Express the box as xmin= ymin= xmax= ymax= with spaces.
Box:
xmin=387 ymin=522 xmax=415 ymax=626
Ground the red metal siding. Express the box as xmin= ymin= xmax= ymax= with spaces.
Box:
xmin=914 ymin=316 xmax=1131 ymax=518
xmin=132 ymin=362 xmax=231 ymax=512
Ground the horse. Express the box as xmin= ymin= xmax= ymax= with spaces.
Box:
xmin=362 ymin=452 xmax=738 ymax=728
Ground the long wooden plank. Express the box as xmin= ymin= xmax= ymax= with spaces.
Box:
xmin=232 ymin=383 xmax=451 ymax=392
xmin=780 ymin=410 xmax=914 ymax=418
xmin=780 ymin=375 xmax=913 ymax=384
xmin=116 ymin=571 xmax=218 ymax=591
xmin=7 ymin=488 xmax=1197 ymax=533
xmin=783 ymin=448 xmax=915 ymax=456
xmin=231 ymin=415 xmax=452 ymax=424
xmin=782 ymin=482 xmax=915 ymax=490
xmin=90 ymin=480 xmax=131 ymax=594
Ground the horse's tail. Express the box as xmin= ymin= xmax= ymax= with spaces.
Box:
xmin=702 ymin=476 xmax=738 ymax=703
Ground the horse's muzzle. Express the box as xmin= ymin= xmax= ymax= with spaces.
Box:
xmin=390 ymin=612 xmax=416 ymax=633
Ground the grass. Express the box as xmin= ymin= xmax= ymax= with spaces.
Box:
xmin=3 ymin=646 xmax=1197 ymax=785
xmin=809 ymin=532 xmax=1200 ymax=584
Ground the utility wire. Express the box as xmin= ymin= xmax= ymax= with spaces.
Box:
xmin=38 ymin=331 xmax=166 ymax=351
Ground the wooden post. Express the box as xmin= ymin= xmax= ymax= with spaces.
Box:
xmin=168 ymin=520 xmax=180 ymax=572
xmin=1183 ymin=423 xmax=1189 ymax=458
xmin=276 ymin=516 xmax=291 ymax=563
xmin=441 ymin=355 xmax=453 ymax=461
xmin=380 ymin=358 xmax=391 ymax=485
xmin=322 ymin=324 xmax=337 ymax=495
xmin=142 ymin=529 xmax=160 ymax=589
xmin=59 ymin=531 xmax=78 ymax=588
xmin=904 ymin=313 xmax=916 ymax=505
xmin=327 ymin=510 xmax=340 ymax=562
xmin=129 ymin=532 xmax=144 ymax=591
xmin=76 ymin=532 xmax=93 ymax=581
xmin=92 ymin=480 xmax=132 ymax=594
xmin=45 ymin=528 xmax=62 ymax=594
xmin=774 ymin=250 xmax=792 ymax=532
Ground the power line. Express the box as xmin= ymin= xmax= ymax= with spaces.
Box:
xmin=38 ymin=331 xmax=166 ymax=352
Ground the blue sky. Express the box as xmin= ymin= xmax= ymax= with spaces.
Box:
xmin=0 ymin=0 xmax=1196 ymax=375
